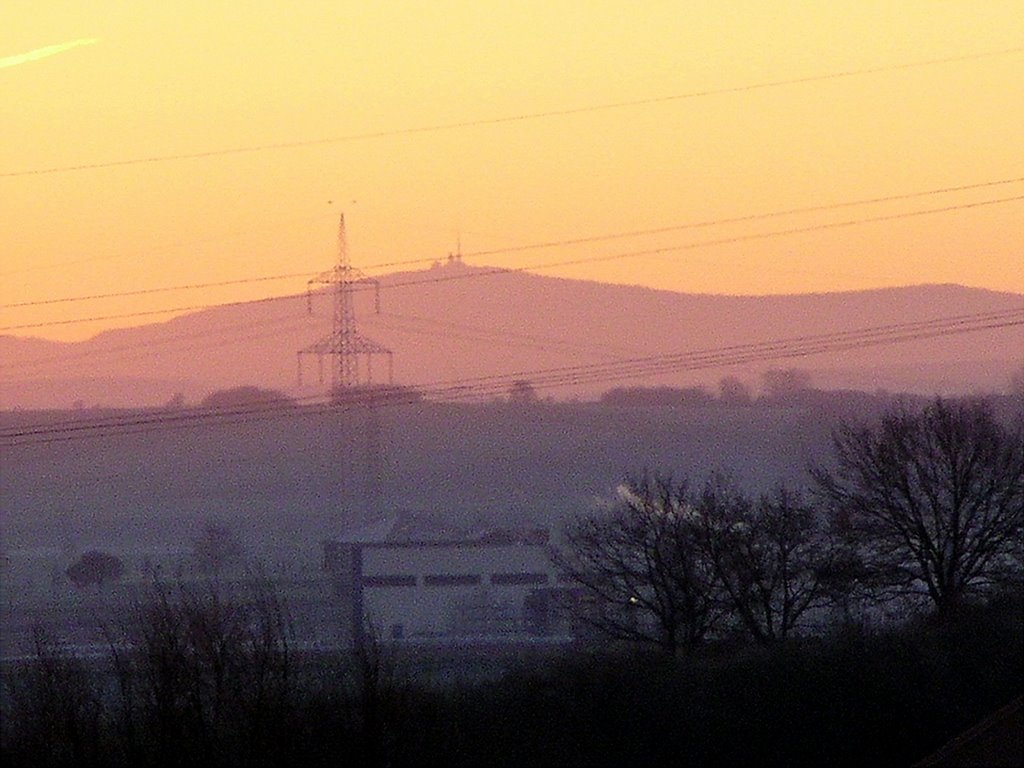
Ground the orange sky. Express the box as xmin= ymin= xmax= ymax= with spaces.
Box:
xmin=2 ymin=1 xmax=1022 ymax=342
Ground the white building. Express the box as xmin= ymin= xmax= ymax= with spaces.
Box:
xmin=323 ymin=530 xmax=577 ymax=648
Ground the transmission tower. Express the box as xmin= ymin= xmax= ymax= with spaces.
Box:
xmin=298 ymin=213 xmax=393 ymax=392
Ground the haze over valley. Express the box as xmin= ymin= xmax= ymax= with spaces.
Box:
xmin=3 ymin=5 xmax=1023 ymax=764
xmin=3 ymin=266 xmax=1021 ymax=410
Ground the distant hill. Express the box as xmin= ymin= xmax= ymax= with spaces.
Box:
xmin=2 ymin=263 xmax=1021 ymax=409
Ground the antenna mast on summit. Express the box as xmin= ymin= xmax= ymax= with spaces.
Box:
xmin=298 ymin=213 xmax=393 ymax=391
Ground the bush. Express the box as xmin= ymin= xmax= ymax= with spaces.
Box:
xmin=66 ymin=550 xmax=123 ymax=589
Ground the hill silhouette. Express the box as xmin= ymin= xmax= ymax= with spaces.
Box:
xmin=2 ymin=263 xmax=1021 ymax=409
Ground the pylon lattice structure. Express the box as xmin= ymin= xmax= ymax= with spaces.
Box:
xmin=298 ymin=213 xmax=393 ymax=392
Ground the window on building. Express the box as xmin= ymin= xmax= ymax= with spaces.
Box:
xmin=363 ymin=574 xmax=417 ymax=587
xmin=424 ymin=574 xmax=482 ymax=586
xmin=491 ymin=572 xmax=549 ymax=585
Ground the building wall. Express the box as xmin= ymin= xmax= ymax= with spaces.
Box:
xmin=324 ymin=540 xmax=574 ymax=645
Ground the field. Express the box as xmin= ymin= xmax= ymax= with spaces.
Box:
xmin=0 ymin=396 xmax=900 ymax=555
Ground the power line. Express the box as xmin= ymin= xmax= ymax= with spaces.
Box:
xmin=0 ymin=210 xmax=337 ymax=278
xmin=1 ymin=272 xmax=314 ymax=309
xmin=369 ymin=310 xmax=641 ymax=359
xmin=6 ymin=192 xmax=1020 ymax=333
xmin=0 ymin=301 xmax=635 ymax=377
xmin=0 ymin=315 xmax=314 ymax=374
xmin=490 ymin=193 xmax=1024 ymax=274
xmin=3 ymin=307 xmax=1020 ymax=446
xmin=0 ymin=293 xmax=303 ymax=332
xmin=409 ymin=308 xmax=1024 ymax=392
xmin=9 ymin=312 xmax=1023 ymax=445
xmin=8 ymin=174 xmax=1020 ymax=311
xmin=459 ymin=177 xmax=1024 ymax=259
xmin=3 ymin=46 xmax=1021 ymax=178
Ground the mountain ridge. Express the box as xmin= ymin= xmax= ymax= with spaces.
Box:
xmin=2 ymin=266 xmax=1021 ymax=409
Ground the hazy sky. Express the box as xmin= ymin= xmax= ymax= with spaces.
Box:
xmin=3 ymin=2 xmax=1022 ymax=341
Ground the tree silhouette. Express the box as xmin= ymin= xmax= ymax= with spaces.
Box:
xmin=762 ymin=368 xmax=813 ymax=401
xmin=813 ymin=398 xmax=1023 ymax=613
xmin=199 ymin=386 xmax=293 ymax=410
xmin=66 ymin=550 xmax=123 ymax=589
xmin=508 ymin=379 xmax=539 ymax=404
xmin=108 ymin=577 xmax=294 ymax=765
xmin=193 ymin=523 xmax=244 ymax=578
xmin=718 ymin=376 xmax=752 ymax=405
xmin=557 ymin=475 xmax=720 ymax=654
xmin=1010 ymin=362 xmax=1024 ymax=398
xmin=692 ymin=481 xmax=842 ymax=643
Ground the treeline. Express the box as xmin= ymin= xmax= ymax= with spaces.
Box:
xmin=1 ymin=587 xmax=1021 ymax=767
xmin=597 ymin=367 xmax=1024 ymax=408
xmin=597 ymin=369 xmax=884 ymax=408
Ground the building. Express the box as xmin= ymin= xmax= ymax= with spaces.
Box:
xmin=322 ymin=529 xmax=577 ymax=648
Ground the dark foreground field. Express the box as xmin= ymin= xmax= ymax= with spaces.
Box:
xmin=1 ymin=593 xmax=1020 ymax=767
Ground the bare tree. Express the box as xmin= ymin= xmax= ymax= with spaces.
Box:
xmin=1010 ymin=362 xmax=1024 ymax=398
xmin=192 ymin=522 xmax=244 ymax=579
xmin=343 ymin=620 xmax=412 ymax=766
xmin=761 ymin=368 xmax=813 ymax=401
xmin=508 ymin=379 xmax=539 ymax=404
xmin=107 ymin=576 xmax=295 ymax=765
xmin=718 ymin=376 xmax=752 ymax=405
xmin=556 ymin=475 xmax=720 ymax=655
xmin=812 ymin=398 xmax=1024 ymax=613
xmin=4 ymin=627 xmax=104 ymax=765
xmin=692 ymin=481 xmax=843 ymax=644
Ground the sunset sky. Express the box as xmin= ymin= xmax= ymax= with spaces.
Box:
xmin=3 ymin=1 xmax=1022 ymax=342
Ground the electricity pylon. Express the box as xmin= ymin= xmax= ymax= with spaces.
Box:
xmin=298 ymin=213 xmax=393 ymax=392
